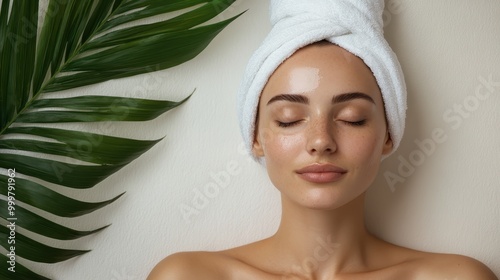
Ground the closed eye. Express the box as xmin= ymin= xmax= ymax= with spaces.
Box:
xmin=343 ymin=120 xmax=366 ymax=127
xmin=276 ymin=120 xmax=302 ymax=128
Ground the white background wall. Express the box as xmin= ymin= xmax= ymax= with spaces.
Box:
xmin=24 ymin=0 xmax=499 ymax=279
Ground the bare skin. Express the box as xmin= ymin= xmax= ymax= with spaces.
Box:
xmin=148 ymin=43 xmax=498 ymax=280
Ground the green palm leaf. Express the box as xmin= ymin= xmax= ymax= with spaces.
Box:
xmin=0 ymin=0 xmax=241 ymax=278
xmin=1 ymin=255 xmax=50 ymax=280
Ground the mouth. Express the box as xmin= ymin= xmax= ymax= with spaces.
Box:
xmin=295 ymin=163 xmax=347 ymax=184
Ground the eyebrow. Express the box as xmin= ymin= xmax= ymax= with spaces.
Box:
xmin=332 ymin=92 xmax=375 ymax=104
xmin=266 ymin=92 xmax=375 ymax=105
xmin=267 ymin=94 xmax=308 ymax=105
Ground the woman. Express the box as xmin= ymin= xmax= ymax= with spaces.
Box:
xmin=148 ymin=1 xmax=498 ymax=279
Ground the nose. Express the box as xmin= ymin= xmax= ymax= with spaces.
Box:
xmin=306 ymin=116 xmax=337 ymax=155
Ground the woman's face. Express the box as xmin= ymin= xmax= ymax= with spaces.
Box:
xmin=253 ymin=43 xmax=392 ymax=209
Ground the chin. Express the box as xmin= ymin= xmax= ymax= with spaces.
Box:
xmin=294 ymin=186 xmax=364 ymax=210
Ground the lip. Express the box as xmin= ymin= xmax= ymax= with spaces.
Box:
xmin=295 ymin=163 xmax=347 ymax=184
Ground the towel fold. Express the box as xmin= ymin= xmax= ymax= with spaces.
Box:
xmin=238 ymin=0 xmax=407 ymax=161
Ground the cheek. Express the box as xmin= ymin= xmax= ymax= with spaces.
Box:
xmin=341 ymin=128 xmax=385 ymax=170
xmin=262 ymin=132 xmax=304 ymax=164
xmin=259 ymin=132 xmax=305 ymax=191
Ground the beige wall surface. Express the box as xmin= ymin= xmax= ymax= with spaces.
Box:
xmin=27 ymin=1 xmax=498 ymax=279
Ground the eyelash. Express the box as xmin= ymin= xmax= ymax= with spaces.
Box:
xmin=343 ymin=120 xmax=366 ymax=127
xmin=276 ymin=119 xmax=367 ymax=128
xmin=277 ymin=120 xmax=301 ymax=128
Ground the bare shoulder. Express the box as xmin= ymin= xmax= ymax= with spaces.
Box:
xmin=413 ymin=253 xmax=498 ymax=280
xmin=374 ymin=239 xmax=497 ymax=279
xmin=147 ymin=245 xmax=274 ymax=280
xmin=147 ymin=251 xmax=233 ymax=280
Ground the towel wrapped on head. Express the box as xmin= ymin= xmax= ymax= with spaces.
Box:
xmin=238 ymin=0 xmax=407 ymax=162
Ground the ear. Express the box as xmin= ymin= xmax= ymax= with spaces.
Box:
xmin=381 ymin=129 xmax=393 ymax=156
xmin=252 ymin=128 xmax=265 ymax=158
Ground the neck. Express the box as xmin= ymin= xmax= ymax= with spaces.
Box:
xmin=268 ymin=193 xmax=372 ymax=277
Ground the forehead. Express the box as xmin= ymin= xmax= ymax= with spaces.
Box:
xmin=261 ymin=43 xmax=381 ymax=102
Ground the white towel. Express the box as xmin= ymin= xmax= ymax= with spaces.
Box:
xmin=238 ymin=0 xmax=407 ymax=162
